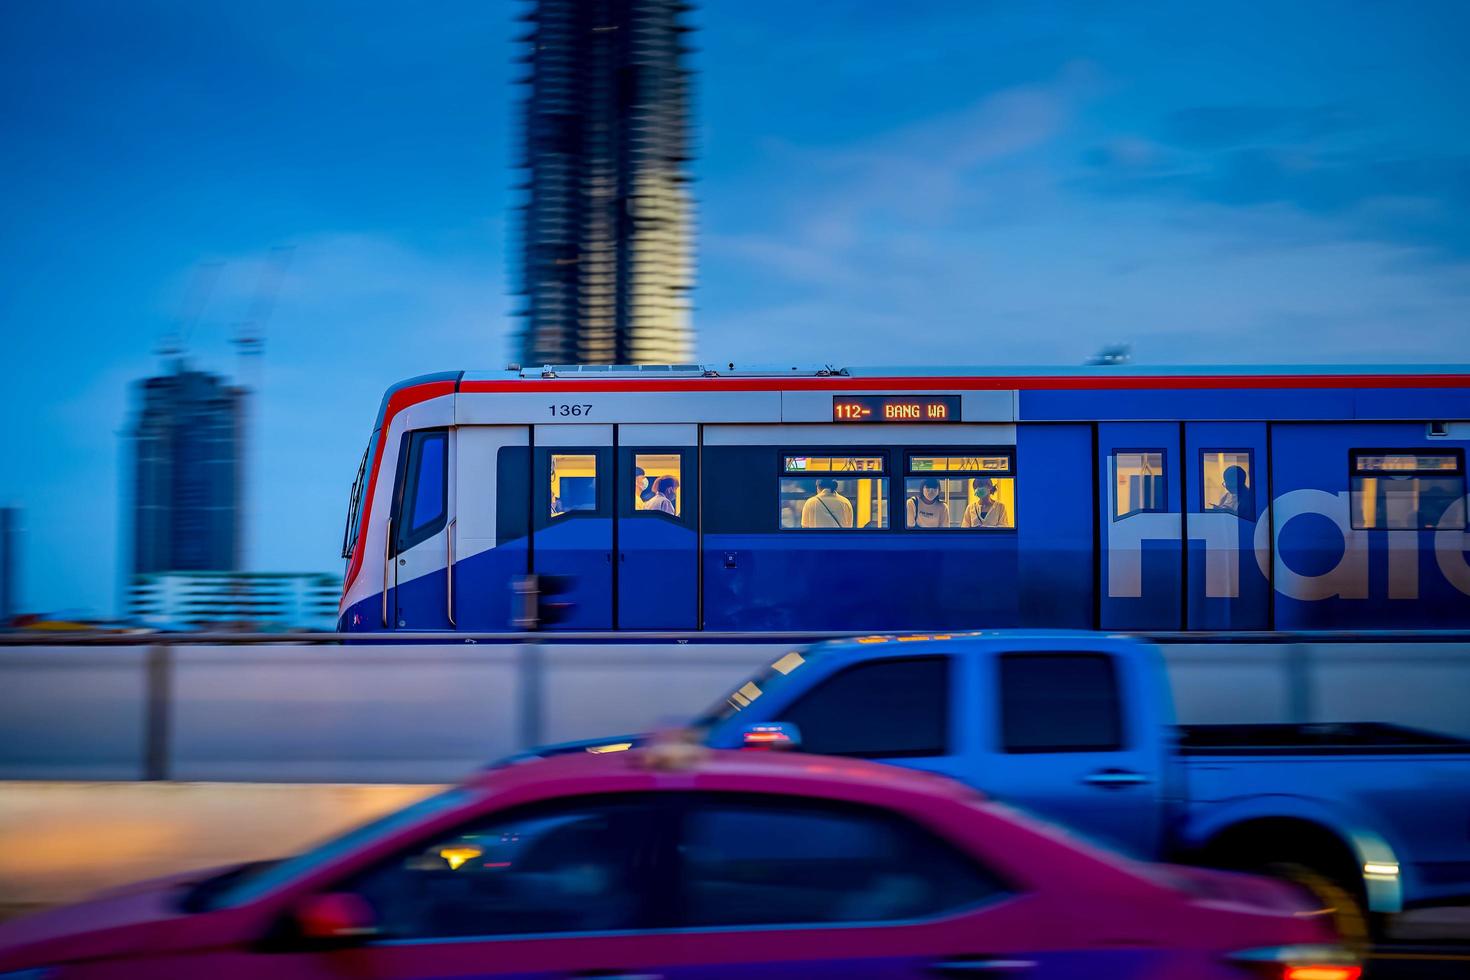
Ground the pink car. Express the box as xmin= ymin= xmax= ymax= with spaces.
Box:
xmin=0 ymin=748 xmax=1357 ymax=979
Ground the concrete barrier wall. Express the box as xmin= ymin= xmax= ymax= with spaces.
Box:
xmin=1 ymin=640 xmax=1467 ymax=784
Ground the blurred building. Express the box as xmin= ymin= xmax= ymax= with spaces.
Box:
xmin=127 ymin=571 xmax=342 ymax=632
xmin=126 ymin=360 xmax=244 ymax=576
xmin=0 ymin=506 xmax=18 ymax=627
xmin=515 ymin=0 xmax=696 ymax=365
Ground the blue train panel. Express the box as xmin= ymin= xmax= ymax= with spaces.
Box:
xmin=1098 ymin=422 xmax=1182 ymax=630
xmin=1016 ymin=425 xmax=1093 ymax=628
xmin=1270 ymin=423 xmax=1470 ymax=629
xmin=1185 ymin=421 xmax=1270 ymax=630
xmin=702 ymin=533 xmax=1022 ymax=631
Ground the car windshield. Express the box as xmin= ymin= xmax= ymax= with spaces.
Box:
xmin=688 ymin=646 xmax=823 ymax=729
xmin=195 ymin=786 xmax=476 ymax=910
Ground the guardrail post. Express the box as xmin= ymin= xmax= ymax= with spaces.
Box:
xmin=517 ymin=641 xmax=544 ymax=751
xmin=142 ymin=644 xmax=172 ymax=781
xmin=1284 ymin=642 xmax=1313 ymax=724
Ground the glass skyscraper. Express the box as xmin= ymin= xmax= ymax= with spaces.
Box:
xmin=515 ymin=0 xmax=695 ymax=365
xmin=126 ymin=361 xmax=244 ymax=576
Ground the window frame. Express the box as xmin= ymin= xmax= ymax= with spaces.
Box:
xmin=392 ymin=428 xmax=449 ymax=556
xmin=1348 ymin=447 xmax=1467 ymax=531
xmin=776 ymin=448 xmax=892 ymax=532
xmin=901 ymin=448 xmax=1017 ymax=533
xmin=622 ymin=446 xmax=693 ymax=528
xmin=546 ymin=449 xmax=606 ymax=524
xmin=1198 ymin=448 xmax=1255 ymax=521
xmin=1110 ymin=448 xmax=1169 ymax=522
xmin=340 ymin=438 xmax=372 ymax=559
xmin=996 ymin=652 xmax=1125 ymax=754
xmin=778 ymin=654 xmax=952 ymax=759
xmin=668 ymin=791 xmax=1015 ymax=931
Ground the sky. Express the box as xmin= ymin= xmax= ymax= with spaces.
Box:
xmin=2 ymin=0 xmax=1468 ymax=615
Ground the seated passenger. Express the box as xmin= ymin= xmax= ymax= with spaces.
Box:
xmin=906 ymin=478 xmax=947 ymax=528
xmin=1216 ymin=465 xmax=1252 ymax=516
xmin=961 ymin=477 xmax=1008 ymax=528
xmin=801 ymin=478 xmax=854 ymax=528
xmin=645 ymin=475 xmax=679 ymax=515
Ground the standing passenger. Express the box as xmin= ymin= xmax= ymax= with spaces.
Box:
xmin=962 ymin=478 xmax=1009 ymax=528
xmin=633 ymin=467 xmax=649 ymax=509
xmin=801 ymin=479 xmax=854 ymax=528
xmin=906 ymin=478 xmax=948 ymax=528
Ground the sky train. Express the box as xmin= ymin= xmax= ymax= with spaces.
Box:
xmin=338 ymin=364 xmax=1470 ymax=635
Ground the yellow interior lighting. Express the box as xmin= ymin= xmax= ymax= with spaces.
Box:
xmin=438 ymin=845 xmax=482 ymax=870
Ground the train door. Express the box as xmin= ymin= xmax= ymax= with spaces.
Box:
xmin=1098 ymin=422 xmax=1182 ymax=630
xmin=453 ymin=426 xmax=531 ymax=631
xmin=532 ymin=425 xmax=614 ymax=629
xmin=617 ymin=425 xmax=699 ymax=630
xmin=1184 ymin=422 xmax=1270 ymax=629
xmin=391 ymin=427 xmax=454 ymax=629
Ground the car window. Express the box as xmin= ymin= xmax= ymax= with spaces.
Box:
xmin=781 ymin=656 xmax=949 ymax=757
xmin=677 ymin=795 xmax=1007 ymax=927
xmin=999 ymin=653 xmax=1123 ymax=752
xmin=346 ymin=798 xmax=654 ymax=940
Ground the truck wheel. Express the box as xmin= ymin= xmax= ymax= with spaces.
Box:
xmin=1261 ymin=860 xmax=1371 ymax=953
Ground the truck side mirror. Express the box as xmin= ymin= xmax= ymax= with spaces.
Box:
xmin=741 ymin=722 xmax=802 ymax=750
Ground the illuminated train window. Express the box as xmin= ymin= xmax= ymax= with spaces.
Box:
xmin=1112 ymin=452 xmax=1166 ymax=521
xmin=904 ymin=452 xmax=1014 ymax=530
xmin=1201 ymin=451 xmax=1254 ymax=519
xmin=549 ymin=454 xmax=599 ymax=519
xmin=1351 ymin=449 xmax=1465 ymax=530
xmin=780 ymin=455 xmax=888 ymax=530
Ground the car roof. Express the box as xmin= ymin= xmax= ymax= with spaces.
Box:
xmin=809 ymin=629 xmax=1147 ymax=656
xmin=469 ymin=746 xmax=981 ymax=803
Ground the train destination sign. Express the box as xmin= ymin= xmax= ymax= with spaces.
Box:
xmin=832 ymin=395 xmax=961 ymax=423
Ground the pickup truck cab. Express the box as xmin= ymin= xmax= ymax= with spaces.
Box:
xmin=556 ymin=631 xmax=1470 ymax=931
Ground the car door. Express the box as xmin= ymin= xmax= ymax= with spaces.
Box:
xmin=976 ymin=649 xmax=1165 ymax=859
xmin=660 ymin=793 xmax=1083 ymax=979
xmin=258 ymin=795 xmax=677 ymax=979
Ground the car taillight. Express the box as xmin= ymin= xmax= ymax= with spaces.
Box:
xmin=1226 ymin=945 xmax=1360 ymax=980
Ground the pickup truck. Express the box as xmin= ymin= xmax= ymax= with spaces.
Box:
xmin=517 ymin=631 xmax=1470 ymax=934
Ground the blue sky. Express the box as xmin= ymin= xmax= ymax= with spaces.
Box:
xmin=3 ymin=0 xmax=1468 ymax=614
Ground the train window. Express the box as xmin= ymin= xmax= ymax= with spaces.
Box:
xmin=394 ymin=430 xmax=448 ymax=554
xmin=1350 ymin=450 xmax=1466 ymax=530
xmin=340 ymin=440 xmax=370 ymax=559
xmin=905 ymin=452 xmax=1015 ymax=529
xmin=1111 ymin=451 xmax=1166 ymax=520
xmin=1201 ymin=451 xmax=1254 ymax=519
xmin=550 ymin=453 xmax=599 ymax=519
xmin=633 ymin=452 xmax=682 ymax=517
xmin=780 ymin=455 xmax=888 ymax=530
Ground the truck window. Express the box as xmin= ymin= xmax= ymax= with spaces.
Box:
xmin=999 ymin=654 xmax=1122 ymax=753
xmin=781 ymin=656 xmax=948 ymax=758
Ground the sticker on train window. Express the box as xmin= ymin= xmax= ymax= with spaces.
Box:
xmin=908 ymin=454 xmax=1013 ymax=474
xmin=783 ymin=455 xmax=885 ymax=473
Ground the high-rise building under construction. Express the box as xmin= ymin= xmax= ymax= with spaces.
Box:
xmin=514 ymin=0 xmax=695 ymax=365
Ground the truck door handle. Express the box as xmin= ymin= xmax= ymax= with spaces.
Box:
xmin=930 ymin=958 xmax=1035 ymax=974
xmin=1083 ymin=768 xmax=1149 ymax=788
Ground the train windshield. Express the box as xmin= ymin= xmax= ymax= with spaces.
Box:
xmin=690 ymin=647 xmax=823 ymax=729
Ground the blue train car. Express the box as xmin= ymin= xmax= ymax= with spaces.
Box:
xmin=337 ymin=364 xmax=1470 ymax=634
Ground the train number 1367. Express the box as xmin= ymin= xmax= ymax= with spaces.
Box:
xmin=549 ymin=403 xmax=593 ymax=417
